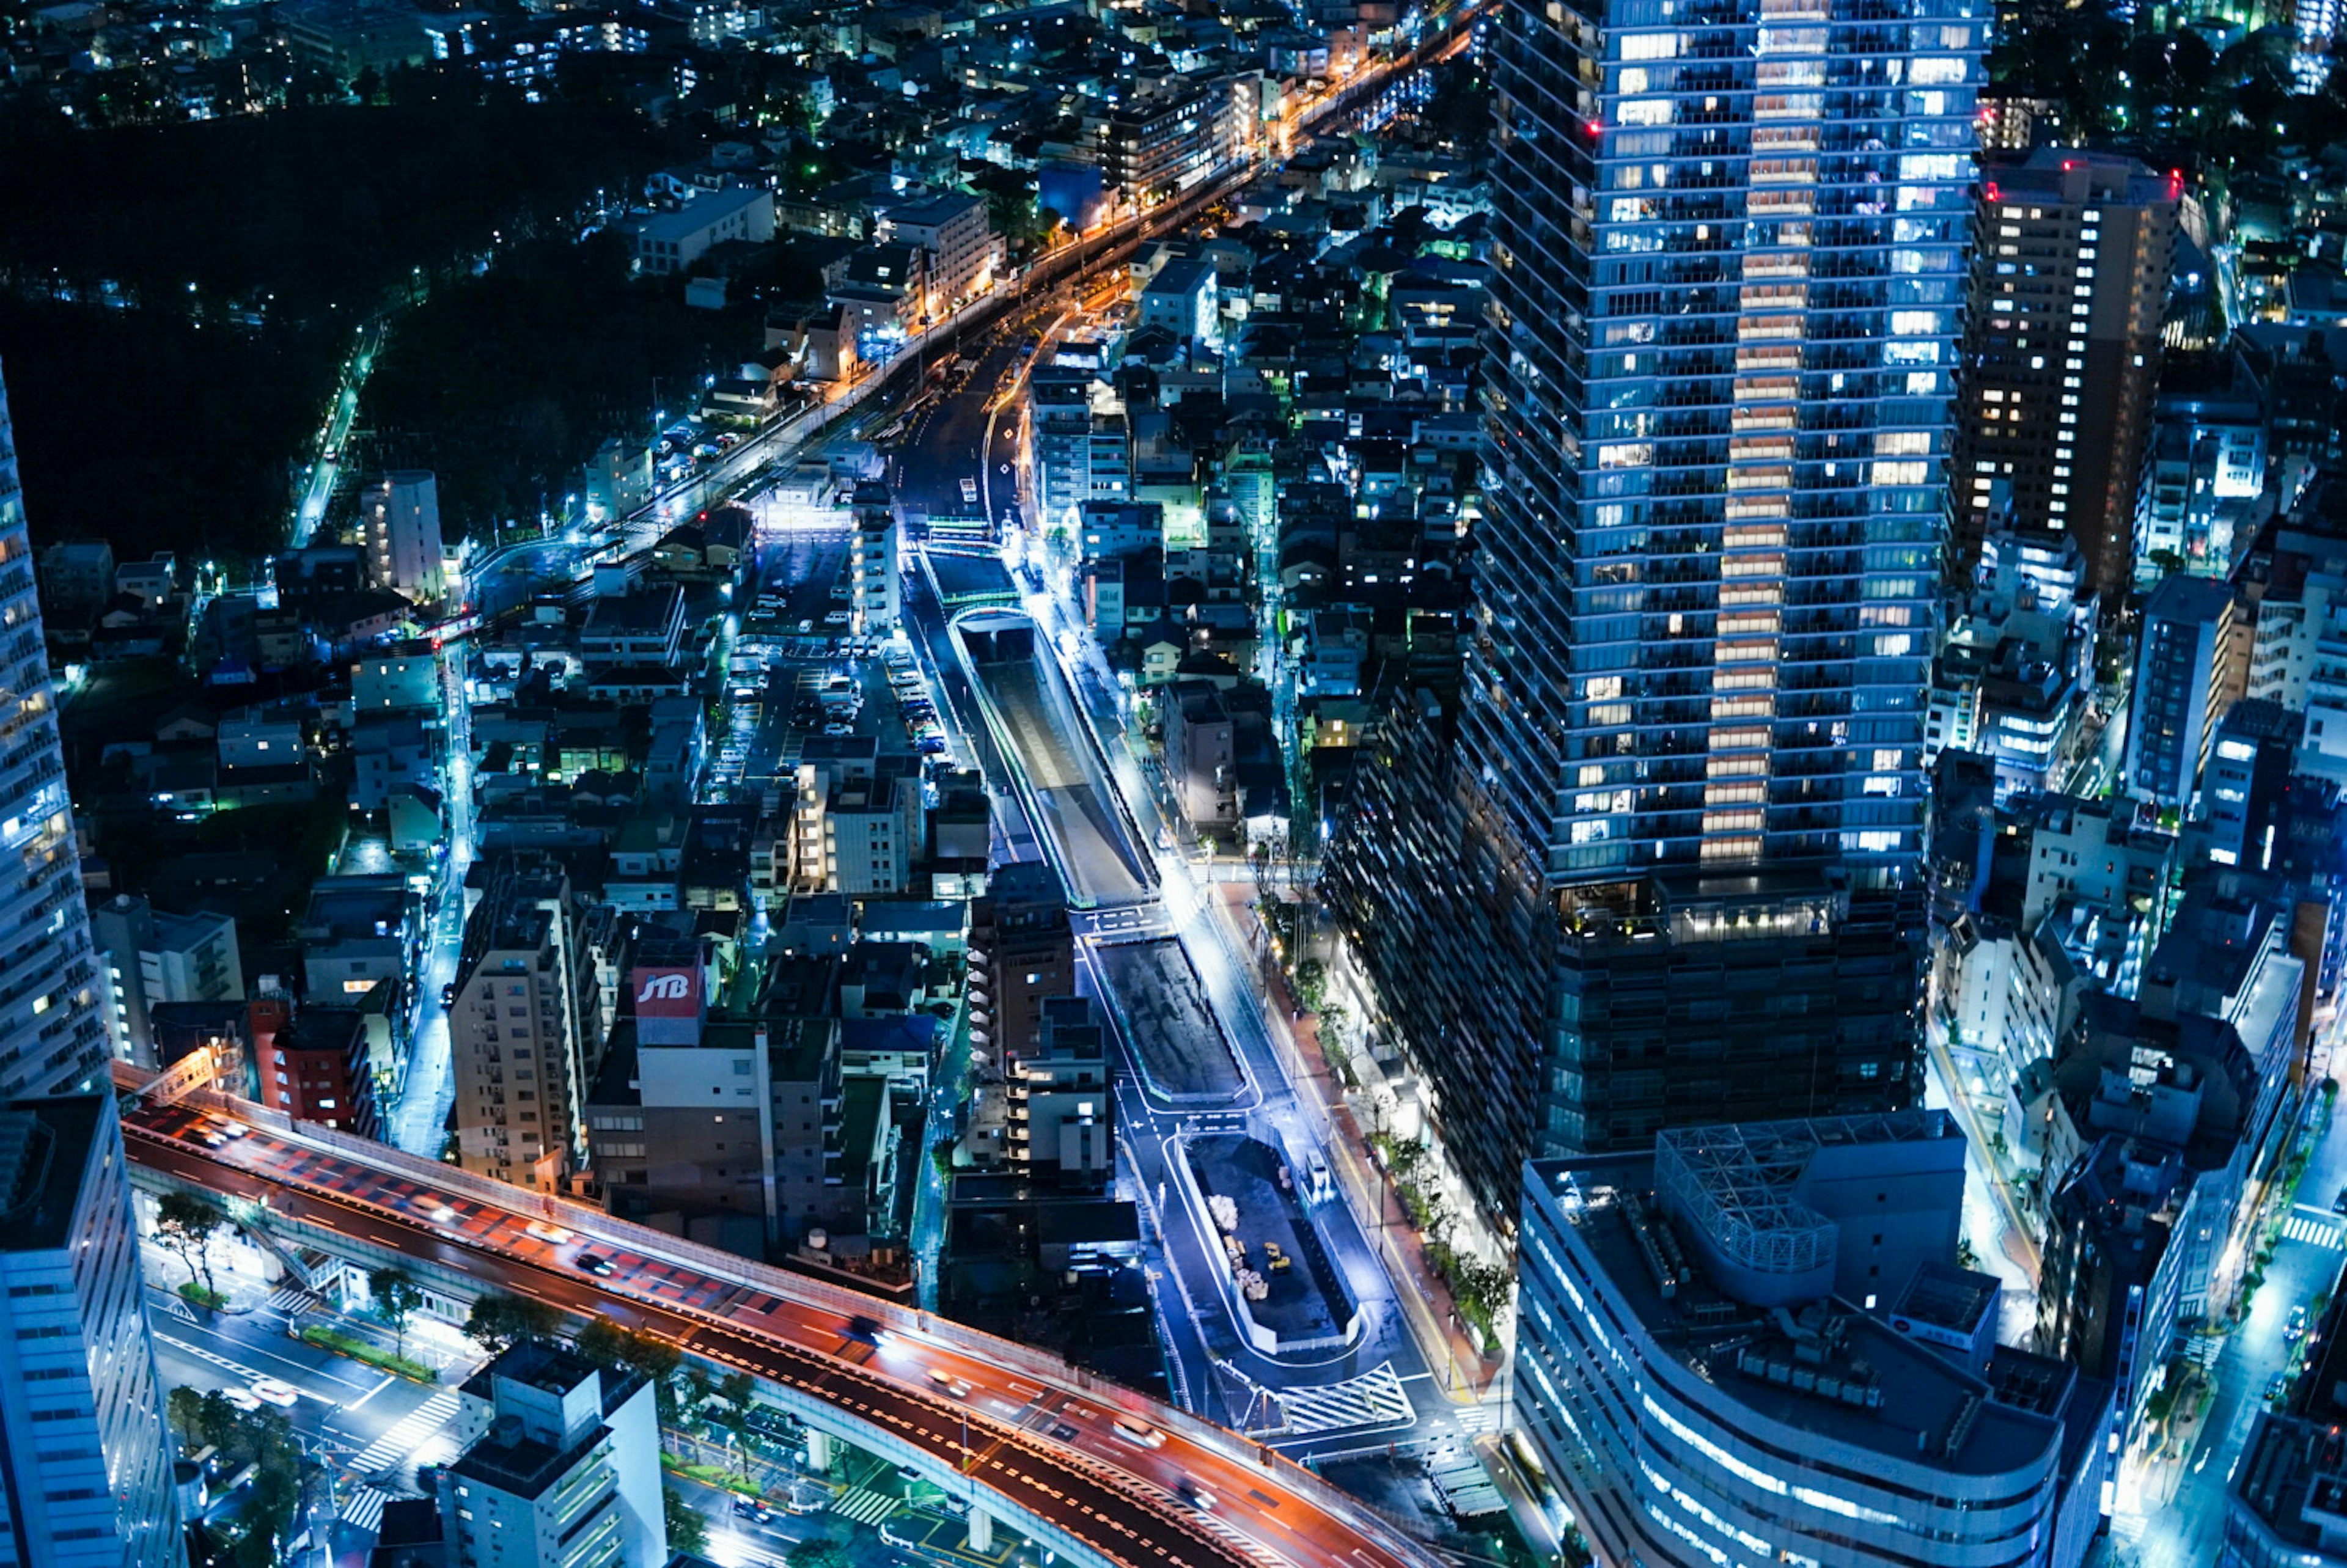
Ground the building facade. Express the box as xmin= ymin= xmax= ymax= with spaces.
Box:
xmin=0 ymin=368 xmax=108 ymax=1102
xmin=1955 ymin=152 xmax=2178 ymax=594
xmin=1516 ymin=1115 xmax=2109 ymax=1568
xmin=1326 ymin=0 xmax=1975 ymax=1222
xmin=358 ymin=471 xmax=446 ymax=602
xmin=440 ymin=1341 xmax=666 ymax=1568
xmin=449 ymin=859 xmax=601 ymax=1189
xmin=0 ymin=1096 xmax=185 ymax=1568
xmin=2122 ymin=573 xmax=2236 ymax=810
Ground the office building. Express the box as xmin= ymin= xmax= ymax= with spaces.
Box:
xmin=358 ymin=471 xmax=446 ymax=601
xmin=88 ymin=895 xmax=244 ymax=1069
xmin=878 ymin=192 xmax=999 ymax=315
xmin=965 ymin=859 xmax=1074 ymax=1064
xmin=2205 ymin=699 xmax=2302 ymax=870
xmin=852 ymin=482 xmax=901 ymax=634
xmin=1516 ymin=1113 xmax=2109 ymax=1568
xmin=0 ymin=364 xmax=109 ymax=1102
xmin=439 ymin=1339 xmax=666 ymax=1568
xmin=2123 ymin=573 xmax=2236 ymax=810
xmin=1325 ymin=0 xmax=1976 ymax=1223
xmin=2225 ymin=1411 xmax=2347 ymax=1568
xmin=450 ymin=858 xmax=601 ymax=1190
xmin=252 ymin=1002 xmax=380 ymax=1138
xmin=2136 ymin=381 xmax=2267 ymax=587
xmin=1955 ymin=152 xmax=2179 ymax=595
xmin=584 ymin=951 xmax=849 ymax=1250
xmin=0 ymin=1095 xmax=185 ymax=1568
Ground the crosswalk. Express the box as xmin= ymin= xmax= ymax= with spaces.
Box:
xmin=2281 ymin=1211 xmax=2342 ymax=1248
xmin=831 ymin=1487 xmax=898 ymax=1526
xmin=340 ymin=1387 xmax=463 ymax=1532
xmin=263 ymin=1286 xmax=318 ymax=1317
xmin=342 ymin=1486 xmax=392 ymax=1534
xmin=1455 ymin=1402 xmax=1502 ymax=1435
xmin=1275 ymin=1363 xmax=1416 ymax=1435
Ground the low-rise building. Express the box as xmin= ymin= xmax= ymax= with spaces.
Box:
xmin=1517 ymin=1114 xmax=2110 ymax=1568
xmin=439 ymin=1341 xmax=667 ymax=1567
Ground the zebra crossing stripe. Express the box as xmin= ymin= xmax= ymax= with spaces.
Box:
xmin=1275 ymin=1363 xmax=1417 ymax=1435
xmin=348 ymin=1389 xmax=461 ymax=1475
xmin=831 ymin=1487 xmax=897 ymax=1525
xmin=2282 ymin=1214 xmax=2343 ymax=1248
xmin=343 ymin=1486 xmax=390 ymax=1532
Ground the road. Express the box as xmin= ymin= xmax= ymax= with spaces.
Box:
xmin=289 ymin=325 xmax=380 ymax=549
xmin=384 ymin=640 xmax=476 ymax=1158
xmin=928 ymin=600 xmax=1474 ymax=1459
xmin=2123 ymin=1066 xmax=2347 ymax=1566
xmin=119 ymin=1083 xmax=1445 ymax=1568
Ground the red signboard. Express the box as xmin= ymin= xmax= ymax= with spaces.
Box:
xmin=630 ymin=966 xmax=701 ymax=1019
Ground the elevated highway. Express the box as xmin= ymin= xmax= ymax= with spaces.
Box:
xmin=115 ymin=1077 xmax=1441 ymax=1568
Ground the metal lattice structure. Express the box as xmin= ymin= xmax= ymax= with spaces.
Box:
xmin=1655 ymin=1112 xmax=1953 ymax=1280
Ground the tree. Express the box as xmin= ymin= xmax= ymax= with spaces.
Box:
xmin=156 ymin=1191 xmax=226 ymax=1303
xmin=370 ymin=1266 xmax=426 ymax=1360
xmin=710 ymin=1371 xmax=758 ymax=1478
xmin=664 ymin=1487 xmax=710 ymax=1555
xmin=788 ymin=1539 xmax=853 ymax=1568
xmin=465 ymin=1291 xmax=559 ymax=1357
xmin=166 ymin=1385 xmax=207 ymax=1448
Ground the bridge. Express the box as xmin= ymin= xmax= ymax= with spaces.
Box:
xmin=114 ymin=1071 xmax=1443 ymax=1568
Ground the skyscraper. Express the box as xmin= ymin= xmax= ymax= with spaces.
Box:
xmin=0 ymin=363 xmax=109 ymax=1103
xmin=0 ymin=1095 xmax=186 ymax=1568
xmin=1328 ymin=0 xmax=1980 ymax=1223
xmin=1953 ymin=152 xmax=2178 ymax=595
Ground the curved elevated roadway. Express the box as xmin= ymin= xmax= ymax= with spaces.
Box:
xmin=116 ymin=1084 xmax=1439 ymax=1568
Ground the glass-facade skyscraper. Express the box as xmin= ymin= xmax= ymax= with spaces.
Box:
xmin=1327 ymin=0 xmax=1982 ymax=1226
xmin=0 ymin=363 xmax=108 ymax=1104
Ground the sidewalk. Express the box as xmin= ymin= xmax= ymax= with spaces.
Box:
xmin=1207 ymin=882 xmax=1502 ymax=1403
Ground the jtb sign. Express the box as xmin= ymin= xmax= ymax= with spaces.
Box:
xmin=631 ymin=966 xmax=701 ymax=1018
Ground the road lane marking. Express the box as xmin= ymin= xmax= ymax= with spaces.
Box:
xmin=345 ymin=1374 xmax=397 ymax=1411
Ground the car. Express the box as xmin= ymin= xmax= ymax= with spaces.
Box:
xmin=730 ymin=1497 xmax=776 ymax=1523
xmin=2334 ymin=1185 xmax=2346 ymax=1216
xmin=824 ymin=610 xmax=852 ymax=626
xmin=199 ymin=1128 xmax=229 ymax=1148
xmin=573 ymin=1251 xmax=617 ymax=1278
xmin=2290 ymin=1305 xmax=2310 ymax=1340
xmin=693 ymin=442 xmax=722 ymax=461
xmin=714 ymin=432 xmax=741 ymax=450
xmin=249 ymin=1377 xmax=301 ymax=1408
xmin=2269 ymin=1373 xmax=2291 ymax=1404
xmin=218 ymin=1122 xmax=248 ymax=1139
xmin=918 ymin=736 xmax=950 ymax=755
xmin=1179 ymin=1483 xmax=1217 ymax=1512
xmin=525 ymin=1220 xmax=574 ymax=1245
xmin=1049 ymin=1423 xmax=1079 ymax=1443
xmin=830 ymin=585 xmax=853 ymax=602
xmin=220 ymin=1387 xmax=264 ymax=1413
xmin=927 ymin=1369 xmax=973 ymax=1399
xmin=441 ymin=981 xmax=458 ymax=1007
xmin=824 ymin=723 xmax=854 ymax=738
xmin=842 ymin=1315 xmax=892 ymax=1347
xmin=798 ymin=619 xmax=815 ymax=634
xmin=1111 ymin=1416 xmax=1165 ymax=1448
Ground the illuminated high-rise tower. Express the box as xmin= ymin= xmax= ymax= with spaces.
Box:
xmin=1328 ymin=0 xmax=1982 ymax=1225
xmin=0 ymin=364 xmax=108 ymax=1102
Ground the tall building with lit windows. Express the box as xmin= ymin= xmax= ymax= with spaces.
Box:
xmin=1326 ymin=0 xmax=1979 ymax=1226
xmin=0 ymin=364 xmax=109 ymax=1104
xmin=1953 ymin=152 xmax=2177 ymax=596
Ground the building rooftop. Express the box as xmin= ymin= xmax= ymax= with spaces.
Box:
xmin=0 ymin=1095 xmax=103 ymax=1255
xmin=1533 ymin=1148 xmax=2071 ymax=1477
xmin=637 ymin=186 xmax=770 ymax=241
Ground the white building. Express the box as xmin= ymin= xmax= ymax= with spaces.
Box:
xmin=0 ymin=364 xmax=109 ymax=1100
xmin=440 ymin=1339 xmax=666 ymax=1568
xmin=0 ymin=1096 xmax=185 ymax=1568
xmin=634 ymin=187 xmax=776 ymax=277
xmin=354 ymin=647 xmax=442 ymax=712
xmin=878 ymin=192 xmax=999 ymax=315
xmin=359 ymin=471 xmax=446 ymax=601
xmin=1518 ymin=1115 xmax=2112 ymax=1568
xmin=851 ymin=482 xmax=900 ymax=634
xmin=89 ymin=894 xmax=244 ymax=1065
